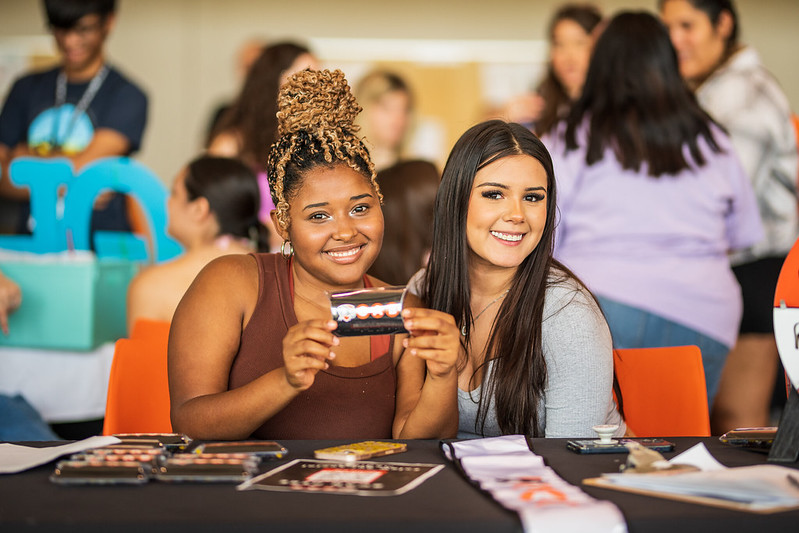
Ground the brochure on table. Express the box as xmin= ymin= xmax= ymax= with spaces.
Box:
xmin=0 ymin=436 xmax=121 ymax=474
xmin=237 ymin=459 xmax=444 ymax=496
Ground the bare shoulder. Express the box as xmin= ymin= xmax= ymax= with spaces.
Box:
xmin=173 ymin=254 xmax=260 ymax=331
xmin=179 ymin=254 xmax=259 ymax=309
xmin=128 ymin=260 xmax=182 ymax=300
xmin=195 ymin=253 xmax=258 ymax=289
xmin=130 ymin=259 xmax=178 ymax=287
xmin=127 ymin=262 xmax=185 ymax=329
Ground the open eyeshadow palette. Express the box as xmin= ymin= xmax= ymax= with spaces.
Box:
xmin=49 ymin=434 xmax=287 ymax=485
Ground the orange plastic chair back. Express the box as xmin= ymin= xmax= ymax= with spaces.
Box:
xmin=774 ymin=236 xmax=799 ymax=395
xmin=103 ymin=319 xmax=172 ymax=435
xmin=613 ymin=345 xmax=710 ymax=437
xmin=774 ymin=236 xmax=799 ymax=308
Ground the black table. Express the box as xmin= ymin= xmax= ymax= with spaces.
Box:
xmin=0 ymin=437 xmax=797 ymax=532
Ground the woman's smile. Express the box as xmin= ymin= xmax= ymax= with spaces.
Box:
xmin=490 ymin=230 xmax=526 ymax=245
xmin=466 ymin=154 xmax=548 ymax=270
xmin=324 ymin=243 xmax=366 ymax=263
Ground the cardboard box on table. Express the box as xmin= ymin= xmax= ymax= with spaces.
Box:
xmin=0 ymin=252 xmax=137 ymax=351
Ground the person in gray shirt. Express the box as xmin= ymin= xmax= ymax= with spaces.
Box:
xmin=413 ymin=120 xmax=625 ymax=439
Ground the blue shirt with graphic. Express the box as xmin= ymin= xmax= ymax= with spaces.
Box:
xmin=0 ymin=65 xmax=147 ymax=234
xmin=0 ymin=65 xmax=147 ymax=156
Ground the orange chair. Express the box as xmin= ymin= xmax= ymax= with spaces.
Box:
xmin=103 ymin=319 xmax=172 ymax=435
xmin=613 ymin=345 xmax=711 ymax=437
xmin=774 ymin=236 xmax=799 ymax=396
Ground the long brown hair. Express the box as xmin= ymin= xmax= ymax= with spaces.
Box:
xmin=424 ymin=120 xmax=562 ymax=436
xmin=368 ymin=160 xmax=439 ymax=285
xmin=211 ymin=42 xmax=310 ymax=172
xmin=564 ymin=11 xmax=722 ymax=177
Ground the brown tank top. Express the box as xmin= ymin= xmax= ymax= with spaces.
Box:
xmin=228 ymin=253 xmax=397 ymax=439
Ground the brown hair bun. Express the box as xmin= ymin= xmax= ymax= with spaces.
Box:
xmin=277 ymin=69 xmax=362 ymax=138
xmin=268 ymin=68 xmax=380 ymax=233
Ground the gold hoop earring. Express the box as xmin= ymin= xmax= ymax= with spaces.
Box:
xmin=280 ymin=240 xmax=293 ymax=258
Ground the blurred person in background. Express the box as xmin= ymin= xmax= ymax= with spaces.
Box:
xmin=0 ymin=268 xmax=22 ymax=336
xmin=207 ymin=41 xmax=318 ymax=252
xmin=660 ymin=0 xmax=799 ymax=433
xmin=356 ymin=72 xmax=443 ymax=286
xmin=549 ymin=11 xmax=763 ymax=407
xmin=534 ymin=3 xmax=603 ymax=137
xmin=204 ymin=38 xmax=267 ymax=146
xmin=368 ymin=160 xmax=440 ymax=286
xmin=489 ymin=3 xmax=602 ymax=136
xmin=127 ymin=156 xmax=268 ymax=332
xmin=354 ymin=71 xmax=414 ymax=172
xmin=0 ymin=0 xmax=147 ymax=239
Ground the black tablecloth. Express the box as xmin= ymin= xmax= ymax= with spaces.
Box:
xmin=1 ymin=437 xmax=797 ymax=532
xmin=0 ymin=439 xmax=519 ymax=533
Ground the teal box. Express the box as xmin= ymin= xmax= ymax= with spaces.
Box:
xmin=0 ymin=254 xmax=138 ymax=351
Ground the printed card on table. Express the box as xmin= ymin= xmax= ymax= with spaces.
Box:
xmin=236 ymin=459 xmax=443 ymax=496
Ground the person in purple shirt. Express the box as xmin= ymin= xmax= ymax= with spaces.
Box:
xmin=546 ymin=11 xmax=763 ymax=407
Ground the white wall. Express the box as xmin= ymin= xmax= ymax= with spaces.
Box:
xmin=2 ymin=0 xmax=798 ymax=183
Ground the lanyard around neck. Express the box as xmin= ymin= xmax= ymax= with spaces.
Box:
xmin=50 ymin=65 xmax=109 ymax=151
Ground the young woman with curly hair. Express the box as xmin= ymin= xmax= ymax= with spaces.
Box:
xmin=169 ymin=69 xmax=460 ymax=441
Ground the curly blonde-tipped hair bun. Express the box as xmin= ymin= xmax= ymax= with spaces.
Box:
xmin=277 ymin=69 xmax=362 ymax=138
xmin=268 ymin=68 xmax=380 ymax=233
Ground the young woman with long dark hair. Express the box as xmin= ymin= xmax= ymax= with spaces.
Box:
xmin=415 ymin=119 xmax=624 ymax=438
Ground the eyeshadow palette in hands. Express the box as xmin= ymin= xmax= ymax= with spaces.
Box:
xmin=329 ymin=287 xmax=408 ymax=337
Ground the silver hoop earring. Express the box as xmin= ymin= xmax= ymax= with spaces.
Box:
xmin=280 ymin=240 xmax=294 ymax=258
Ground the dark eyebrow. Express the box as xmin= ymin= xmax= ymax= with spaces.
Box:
xmin=476 ymin=182 xmax=547 ymax=192
xmin=302 ymin=193 xmax=374 ymax=211
xmin=303 ymin=201 xmax=328 ymax=211
xmin=476 ymin=182 xmax=508 ymax=189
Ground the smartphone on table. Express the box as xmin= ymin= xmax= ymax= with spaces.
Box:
xmin=566 ymin=438 xmax=675 ymax=454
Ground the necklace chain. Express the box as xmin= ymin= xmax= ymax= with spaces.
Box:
xmin=51 ymin=65 xmax=109 ymax=152
xmin=461 ymin=289 xmax=510 ymax=336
